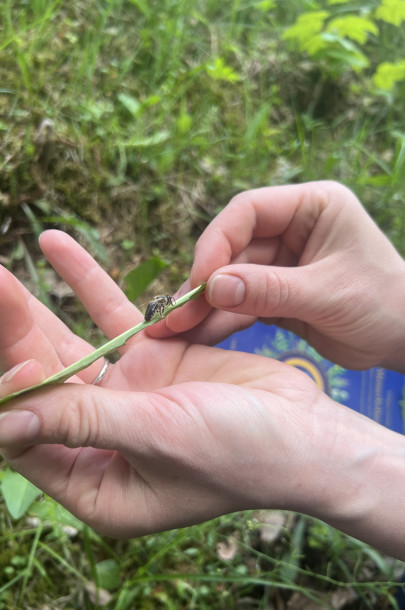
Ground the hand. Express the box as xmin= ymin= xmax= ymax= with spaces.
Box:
xmin=154 ymin=181 xmax=405 ymax=372
xmin=1 ymin=230 xmax=405 ymax=560
xmin=0 ymin=230 xmax=321 ymax=537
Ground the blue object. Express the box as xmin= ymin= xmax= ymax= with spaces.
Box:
xmin=217 ymin=323 xmax=405 ymax=434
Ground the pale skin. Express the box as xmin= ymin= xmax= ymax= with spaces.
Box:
xmin=0 ymin=181 xmax=405 ymax=559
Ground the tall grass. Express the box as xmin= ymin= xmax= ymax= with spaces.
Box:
xmin=2 ymin=0 xmax=404 ymax=260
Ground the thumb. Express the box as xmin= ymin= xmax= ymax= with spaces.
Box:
xmin=0 ymin=383 xmax=159 ymax=453
xmin=206 ymin=263 xmax=325 ymax=321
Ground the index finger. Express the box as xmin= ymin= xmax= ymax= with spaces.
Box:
xmin=151 ymin=182 xmax=330 ymax=338
xmin=190 ymin=182 xmax=329 ymax=287
xmin=39 ymin=230 xmax=143 ymax=344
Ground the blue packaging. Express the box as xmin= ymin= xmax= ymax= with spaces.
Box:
xmin=217 ymin=323 xmax=405 ymax=434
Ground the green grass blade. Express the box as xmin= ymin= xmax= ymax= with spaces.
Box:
xmin=0 ymin=283 xmax=206 ymax=407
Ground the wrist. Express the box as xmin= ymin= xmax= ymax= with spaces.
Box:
xmin=376 ymin=265 xmax=405 ymax=374
xmin=289 ymin=394 xmax=405 ymax=558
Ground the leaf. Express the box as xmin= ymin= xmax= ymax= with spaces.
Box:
xmin=1 ymin=470 xmax=41 ymax=519
xmin=320 ymin=35 xmax=369 ymax=71
xmin=327 ymin=16 xmax=378 ymax=44
xmin=373 ymin=60 xmax=405 ymax=91
xmin=256 ymin=0 xmax=276 ymax=9
xmin=127 ymin=0 xmax=152 ymax=18
xmin=123 ymin=130 xmax=170 ymax=148
xmin=117 ymin=93 xmax=141 ymax=117
xmin=205 ymin=57 xmax=241 ymax=83
xmin=376 ymin=0 xmax=405 ymax=26
xmin=124 ymin=257 xmax=168 ymax=302
xmin=176 ymin=112 xmax=192 ymax=135
xmin=95 ymin=559 xmax=121 ymax=590
xmin=393 ymin=130 xmax=405 ymax=170
xmin=244 ymin=103 xmax=271 ymax=147
xmin=282 ymin=11 xmax=330 ymax=45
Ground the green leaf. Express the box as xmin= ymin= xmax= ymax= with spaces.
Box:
xmin=1 ymin=470 xmax=41 ymax=519
xmin=283 ymin=11 xmax=330 ymax=46
xmin=245 ymin=104 xmax=271 ymax=146
xmin=205 ymin=57 xmax=241 ymax=83
xmin=393 ymin=130 xmax=405 ymax=170
xmin=31 ymin=497 xmax=84 ymax=530
xmin=256 ymin=0 xmax=276 ymax=9
xmin=124 ymin=130 xmax=170 ymax=148
xmin=124 ymin=257 xmax=168 ymax=302
xmin=373 ymin=60 xmax=405 ymax=90
xmin=359 ymin=174 xmax=391 ymax=187
xmin=327 ymin=16 xmax=378 ymax=44
xmin=127 ymin=0 xmax=152 ymax=18
xmin=303 ymin=36 xmax=329 ymax=56
xmin=319 ymin=34 xmax=369 ymax=70
xmin=376 ymin=0 xmax=405 ymax=26
xmin=95 ymin=559 xmax=121 ymax=590
xmin=176 ymin=112 xmax=192 ymax=135
xmin=117 ymin=93 xmax=141 ymax=117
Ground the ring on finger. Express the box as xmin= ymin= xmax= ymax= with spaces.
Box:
xmin=91 ymin=359 xmax=110 ymax=386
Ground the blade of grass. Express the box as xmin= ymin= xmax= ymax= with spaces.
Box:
xmin=18 ymin=521 xmax=43 ymax=606
xmin=0 ymin=283 xmax=206 ymax=407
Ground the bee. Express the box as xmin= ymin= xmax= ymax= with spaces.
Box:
xmin=144 ymin=294 xmax=175 ymax=322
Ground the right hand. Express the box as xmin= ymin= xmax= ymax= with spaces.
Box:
xmin=154 ymin=181 xmax=405 ymax=372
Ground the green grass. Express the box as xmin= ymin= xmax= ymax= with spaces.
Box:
xmin=0 ymin=494 xmax=402 ymax=609
xmin=1 ymin=0 xmax=405 ymax=607
xmin=2 ymin=0 xmax=405 ymax=265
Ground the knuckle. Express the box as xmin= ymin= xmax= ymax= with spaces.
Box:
xmin=316 ymin=179 xmax=357 ymax=203
xmin=249 ymin=269 xmax=289 ymax=316
xmin=55 ymin=388 xmax=98 ymax=448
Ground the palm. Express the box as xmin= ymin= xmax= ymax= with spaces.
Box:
xmin=0 ymin=231 xmax=318 ymax=536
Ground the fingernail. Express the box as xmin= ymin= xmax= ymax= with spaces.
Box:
xmin=209 ymin=274 xmax=246 ymax=307
xmin=0 ymin=361 xmax=33 ymax=385
xmin=0 ymin=411 xmax=40 ymax=446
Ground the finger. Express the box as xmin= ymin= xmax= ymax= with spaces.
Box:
xmin=39 ymin=231 xmax=142 ymax=342
xmin=180 ymin=310 xmax=257 ymax=345
xmin=0 ymin=384 xmax=145 ymax=450
xmin=0 ymin=384 xmax=164 ymax=521
xmin=0 ymin=266 xmax=62 ymax=376
xmin=0 ymin=360 xmax=46 ymax=399
xmin=205 ymin=262 xmax=332 ymax=322
xmin=0 ymin=381 xmax=236 ymax=537
xmin=146 ymin=279 xmax=212 ymax=338
xmin=0 ymin=266 xmax=106 ymax=384
xmin=177 ymin=181 xmax=335 ymax=336
xmin=231 ymin=237 xmax=285 ymax=265
xmin=190 ymin=181 xmax=332 ymax=288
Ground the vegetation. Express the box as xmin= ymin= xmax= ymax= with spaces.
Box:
xmin=1 ymin=0 xmax=405 ymax=607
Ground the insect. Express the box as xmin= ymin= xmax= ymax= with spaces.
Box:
xmin=144 ymin=294 xmax=175 ymax=322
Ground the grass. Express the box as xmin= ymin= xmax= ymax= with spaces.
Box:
xmin=0 ymin=500 xmax=402 ymax=609
xmin=1 ymin=0 xmax=405 ymax=607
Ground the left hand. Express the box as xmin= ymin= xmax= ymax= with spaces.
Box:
xmin=0 ymin=230 xmax=321 ymax=537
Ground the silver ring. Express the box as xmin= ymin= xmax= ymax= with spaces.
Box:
xmin=92 ymin=359 xmax=109 ymax=386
